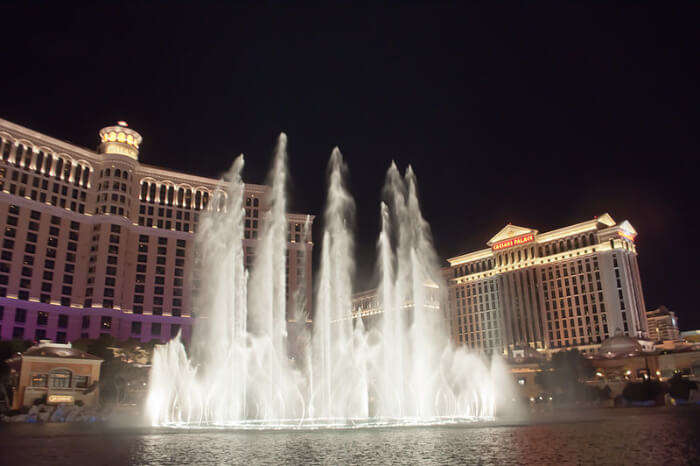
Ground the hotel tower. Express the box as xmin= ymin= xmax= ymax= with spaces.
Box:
xmin=0 ymin=118 xmax=313 ymax=343
xmin=446 ymin=215 xmax=648 ymax=356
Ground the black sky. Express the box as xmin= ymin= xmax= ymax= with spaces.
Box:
xmin=2 ymin=2 xmax=698 ymax=327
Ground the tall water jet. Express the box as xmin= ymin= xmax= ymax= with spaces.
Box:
xmin=247 ymin=133 xmax=303 ymax=421
xmin=311 ymin=147 xmax=368 ymax=421
xmin=148 ymin=154 xmax=249 ymax=425
xmin=374 ymin=200 xmax=405 ymax=418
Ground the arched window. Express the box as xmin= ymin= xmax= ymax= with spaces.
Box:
xmin=253 ymin=198 xmax=259 ymax=207
xmin=202 ymin=191 xmax=209 ymax=209
xmin=54 ymin=158 xmax=64 ymax=180
xmin=34 ymin=151 xmax=44 ymax=174
xmin=44 ymin=153 xmax=53 ymax=174
xmin=589 ymin=233 xmax=595 ymax=245
xmin=82 ymin=167 xmax=90 ymax=187
xmin=167 ymin=186 xmax=174 ymax=205
xmin=574 ymin=238 xmax=579 ymax=249
xmin=177 ymin=188 xmax=184 ymax=206
xmin=73 ymin=165 xmax=82 ymax=186
xmin=141 ymin=182 xmax=148 ymax=201
xmin=0 ymin=139 xmax=8 ymax=161
xmin=123 ymin=170 xmax=129 ymax=180
xmin=195 ymin=191 xmax=202 ymax=210
xmin=63 ymin=159 xmax=72 ymax=180
xmin=149 ymin=183 xmax=156 ymax=202
xmin=49 ymin=369 xmax=72 ymax=389
xmin=115 ymin=168 xmax=121 ymax=178
xmin=105 ymin=168 xmax=111 ymax=177
xmin=159 ymin=185 xmax=166 ymax=205
xmin=18 ymin=146 xmax=29 ymax=168
xmin=185 ymin=189 xmax=192 ymax=208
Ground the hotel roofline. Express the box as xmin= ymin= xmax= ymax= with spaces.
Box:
xmin=447 ymin=213 xmax=635 ymax=266
xmin=0 ymin=117 xmax=314 ymax=219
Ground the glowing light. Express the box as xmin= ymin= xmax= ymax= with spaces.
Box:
xmin=118 ymin=121 xmax=128 ymax=127
xmin=48 ymin=395 xmax=74 ymax=404
xmin=492 ymin=234 xmax=535 ymax=251
xmin=618 ymin=231 xmax=636 ymax=242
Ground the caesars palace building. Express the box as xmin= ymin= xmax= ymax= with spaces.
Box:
xmin=0 ymin=117 xmax=313 ymax=343
xmin=446 ymin=216 xmax=648 ymax=355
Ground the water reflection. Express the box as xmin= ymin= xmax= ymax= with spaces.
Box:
xmin=1 ymin=408 xmax=698 ymax=465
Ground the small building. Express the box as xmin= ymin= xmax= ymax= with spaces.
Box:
xmin=5 ymin=340 xmax=103 ymax=409
xmin=646 ymin=306 xmax=681 ymax=342
xmin=681 ymin=330 xmax=700 ymax=344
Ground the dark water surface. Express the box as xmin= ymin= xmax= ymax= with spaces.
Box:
xmin=1 ymin=407 xmax=698 ymax=465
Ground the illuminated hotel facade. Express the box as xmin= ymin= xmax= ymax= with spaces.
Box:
xmin=0 ymin=117 xmax=313 ymax=343
xmin=446 ymin=214 xmax=648 ymax=356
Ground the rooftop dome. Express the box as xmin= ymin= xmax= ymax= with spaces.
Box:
xmin=598 ymin=333 xmax=643 ymax=358
xmin=98 ymin=121 xmax=142 ymax=160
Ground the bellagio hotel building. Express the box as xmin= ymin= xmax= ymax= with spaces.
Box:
xmin=446 ymin=214 xmax=648 ymax=356
xmin=0 ymin=117 xmax=313 ymax=344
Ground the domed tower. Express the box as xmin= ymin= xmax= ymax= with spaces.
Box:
xmin=98 ymin=121 xmax=143 ymax=160
xmin=93 ymin=122 xmax=141 ymax=220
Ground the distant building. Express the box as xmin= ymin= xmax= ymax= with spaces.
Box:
xmin=5 ymin=340 xmax=103 ymax=409
xmin=446 ymin=214 xmax=648 ymax=356
xmin=646 ymin=306 xmax=681 ymax=342
xmin=0 ymin=118 xmax=314 ymax=344
xmin=350 ymin=282 xmax=442 ymax=328
xmin=681 ymin=330 xmax=700 ymax=344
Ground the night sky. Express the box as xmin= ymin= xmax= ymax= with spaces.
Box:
xmin=2 ymin=3 xmax=698 ymax=328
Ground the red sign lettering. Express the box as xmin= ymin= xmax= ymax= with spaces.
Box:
xmin=492 ymin=234 xmax=535 ymax=251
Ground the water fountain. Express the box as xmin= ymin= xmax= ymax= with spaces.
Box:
xmin=147 ymin=134 xmax=505 ymax=428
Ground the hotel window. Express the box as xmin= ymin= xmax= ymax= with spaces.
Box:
xmin=74 ymin=375 xmax=88 ymax=388
xmin=15 ymin=308 xmax=27 ymax=323
xmin=152 ymin=323 xmax=162 ymax=336
xmin=31 ymin=374 xmax=48 ymax=387
xmin=13 ymin=327 xmax=24 ymax=338
xmin=37 ymin=312 xmax=49 ymax=326
xmin=131 ymin=321 xmax=142 ymax=335
xmin=101 ymin=316 xmax=112 ymax=329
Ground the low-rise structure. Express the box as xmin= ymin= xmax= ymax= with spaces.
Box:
xmin=5 ymin=340 xmax=102 ymax=409
xmin=646 ymin=306 xmax=681 ymax=342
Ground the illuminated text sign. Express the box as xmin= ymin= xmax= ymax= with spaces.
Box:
xmin=618 ymin=231 xmax=636 ymax=241
xmin=47 ymin=395 xmax=74 ymax=404
xmin=492 ymin=234 xmax=535 ymax=251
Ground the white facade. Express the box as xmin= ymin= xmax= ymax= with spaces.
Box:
xmin=446 ymin=214 xmax=648 ymax=356
xmin=0 ymin=118 xmax=314 ymax=343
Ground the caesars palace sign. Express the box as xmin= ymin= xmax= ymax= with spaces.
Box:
xmin=492 ymin=234 xmax=535 ymax=251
